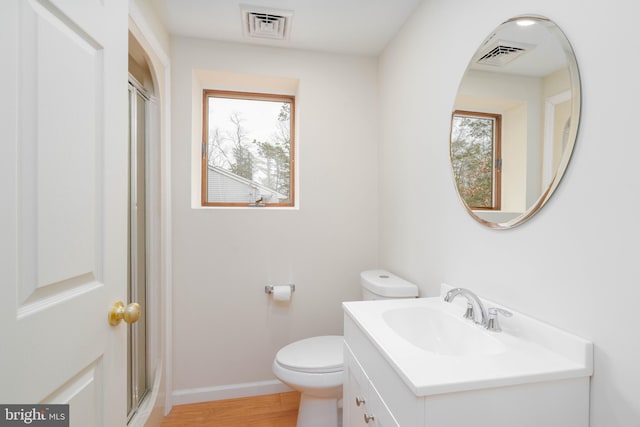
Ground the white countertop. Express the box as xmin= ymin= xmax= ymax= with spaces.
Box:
xmin=343 ymin=296 xmax=593 ymax=396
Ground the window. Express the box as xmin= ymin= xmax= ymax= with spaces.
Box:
xmin=202 ymin=90 xmax=295 ymax=207
xmin=450 ymin=110 xmax=502 ymax=210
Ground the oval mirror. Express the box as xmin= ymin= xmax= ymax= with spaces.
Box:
xmin=450 ymin=16 xmax=580 ymax=229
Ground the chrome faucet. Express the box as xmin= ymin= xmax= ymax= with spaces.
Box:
xmin=444 ymin=288 xmax=488 ymax=327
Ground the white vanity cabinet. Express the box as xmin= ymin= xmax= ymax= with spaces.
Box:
xmin=343 ymin=303 xmax=592 ymax=427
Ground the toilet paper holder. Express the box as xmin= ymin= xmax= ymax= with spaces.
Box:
xmin=265 ymin=284 xmax=296 ymax=294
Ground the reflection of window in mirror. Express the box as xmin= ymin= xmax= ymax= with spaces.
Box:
xmin=451 ymin=110 xmax=502 ymax=210
xmin=201 ymin=90 xmax=295 ymax=207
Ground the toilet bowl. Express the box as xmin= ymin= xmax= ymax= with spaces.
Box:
xmin=273 ymin=336 xmax=343 ymax=427
xmin=272 ymin=270 xmax=418 ymax=427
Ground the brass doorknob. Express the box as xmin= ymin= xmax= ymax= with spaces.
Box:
xmin=108 ymin=301 xmax=142 ymax=326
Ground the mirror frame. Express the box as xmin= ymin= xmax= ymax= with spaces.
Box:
xmin=450 ymin=15 xmax=581 ymax=229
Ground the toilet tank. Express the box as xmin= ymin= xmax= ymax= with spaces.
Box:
xmin=360 ymin=270 xmax=419 ymax=300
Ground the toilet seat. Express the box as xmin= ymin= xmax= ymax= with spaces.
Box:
xmin=275 ymin=336 xmax=343 ymax=374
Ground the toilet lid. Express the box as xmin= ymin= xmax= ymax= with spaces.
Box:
xmin=276 ymin=336 xmax=343 ymax=374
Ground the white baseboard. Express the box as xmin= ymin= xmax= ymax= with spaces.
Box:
xmin=172 ymin=380 xmax=293 ymax=406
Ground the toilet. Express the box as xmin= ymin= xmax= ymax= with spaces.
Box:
xmin=272 ymin=270 xmax=418 ymax=427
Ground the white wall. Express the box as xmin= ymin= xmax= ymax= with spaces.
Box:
xmin=379 ymin=0 xmax=640 ymax=425
xmin=170 ymin=37 xmax=379 ymax=401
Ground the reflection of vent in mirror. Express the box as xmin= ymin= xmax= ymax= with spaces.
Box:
xmin=241 ymin=6 xmax=293 ymax=40
xmin=476 ymin=40 xmax=534 ymax=66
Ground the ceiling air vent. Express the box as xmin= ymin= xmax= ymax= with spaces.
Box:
xmin=476 ymin=40 xmax=535 ymax=66
xmin=240 ymin=6 xmax=293 ymax=41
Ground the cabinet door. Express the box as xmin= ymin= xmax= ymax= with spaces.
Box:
xmin=344 ymin=362 xmax=367 ymax=426
xmin=364 ymin=387 xmax=399 ymax=427
xmin=344 ymin=346 xmax=399 ymax=427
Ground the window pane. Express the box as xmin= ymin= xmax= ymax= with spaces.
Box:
xmin=204 ymin=92 xmax=293 ymax=206
xmin=451 ymin=114 xmax=495 ymax=209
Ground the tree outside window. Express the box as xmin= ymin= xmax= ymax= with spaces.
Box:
xmin=450 ymin=111 xmax=501 ymax=210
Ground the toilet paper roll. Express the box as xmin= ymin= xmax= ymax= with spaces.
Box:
xmin=272 ymin=285 xmax=292 ymax=302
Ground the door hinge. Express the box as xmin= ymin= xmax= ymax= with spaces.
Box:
xmin=495 ymin=158 xmax=503 ymax=170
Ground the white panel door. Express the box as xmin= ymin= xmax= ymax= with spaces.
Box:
xmin=0 ymin=0 xmax=129 ymax=426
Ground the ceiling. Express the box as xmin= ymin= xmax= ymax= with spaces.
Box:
xmin=149 ymin=0 xmax=424 ymax=56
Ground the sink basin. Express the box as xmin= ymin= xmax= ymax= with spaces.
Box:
xmin=382 ymin=306 xmax=506 ymax=356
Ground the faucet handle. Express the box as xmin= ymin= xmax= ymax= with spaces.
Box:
xmin=486 ymin=307 xmax=512 ymax=332
xmin=463 ymin=302 xmax=475 ymax=321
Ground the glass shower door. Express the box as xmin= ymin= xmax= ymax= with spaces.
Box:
xmin=127 ymin=81 xmax=149 ymax=420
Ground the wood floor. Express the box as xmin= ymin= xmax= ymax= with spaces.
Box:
xmin=161 ymin=392 xmax=300 ymax=427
